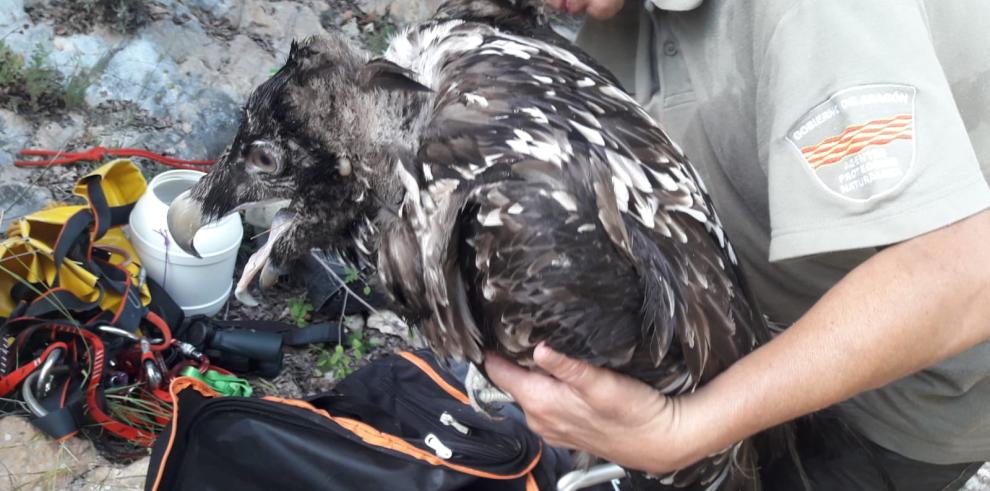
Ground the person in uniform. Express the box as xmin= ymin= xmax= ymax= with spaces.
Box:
xmin=485 ymin=0 xmax=990 ymax=488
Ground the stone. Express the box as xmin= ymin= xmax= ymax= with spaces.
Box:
xmin=0 ymin=181 xmax=53 ymax=230
xmin=215 ymin=34 xmax=278 ymax=98
xmin=143 ymin=17 xmax=216 ymax=67
xmin=0 ymin=109 xmax=34 ymax=165
xmin=186 ymin=0 xmax=244 ymax=19
xmin=366 ymin=310 xmax=416 ymax=344
xmin=340 ymin=18 xmax=361 ymax=40
xmin=176 ymin=86 xmax=239 ymax=150
xmin=0 ymin=0 xmax=27 ymax=31
xmin=344 ymin=313 xmax=366 ymax=333
xmin=359 ymin=0 xmax=441 ymax=24
xmin=74 ymin=456 xmax=150 ymax=491
xmin=32 ymin=113 xmax=85 ymax=149
xmin=1 ymin=22 xmax=56 ymax=61
xmin=237 ymin=2 xmax=330 ymax=58
xmin=0 ymin=416 xmax=98 ymax=490
xmin=85 ymin=38 xmax=182 ymax=119
xmin=49 ymin=33 xmax=118 ymax=79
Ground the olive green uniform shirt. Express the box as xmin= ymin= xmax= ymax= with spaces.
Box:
xmin=579 ymin=0 xmax=990 ymax=464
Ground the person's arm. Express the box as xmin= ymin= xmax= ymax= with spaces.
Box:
xmin=486 ymin=207 xmax=990 ymax=474
xmin=543 ymin=0 xmax=624 ymax=19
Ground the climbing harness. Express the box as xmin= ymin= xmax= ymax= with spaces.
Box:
xmin=0 ymin=160 xmax=223 ymax=458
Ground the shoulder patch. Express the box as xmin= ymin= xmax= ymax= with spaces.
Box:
xmin=787 ymin=84 xmax=917 ymax=201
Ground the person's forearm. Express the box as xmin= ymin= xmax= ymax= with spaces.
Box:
xmin=678 ymin=209 xmax=990 ymax=464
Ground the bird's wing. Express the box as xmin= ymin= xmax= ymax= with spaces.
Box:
xmin=388 ymin=21 xmax=767 ymax=388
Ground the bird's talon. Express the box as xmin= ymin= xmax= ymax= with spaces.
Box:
xmin=465 ymin=362 xmax=514 ymax=417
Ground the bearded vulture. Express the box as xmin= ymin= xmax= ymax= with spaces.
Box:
xmin=167 ymin=1 xmax=781 ymax=489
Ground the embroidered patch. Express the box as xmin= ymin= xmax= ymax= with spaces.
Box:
xmin=787 ymin=84 xmax=917 ymax=200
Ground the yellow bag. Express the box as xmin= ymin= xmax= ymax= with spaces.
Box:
xmin=0 ymin=159 xmax=151 ymax=318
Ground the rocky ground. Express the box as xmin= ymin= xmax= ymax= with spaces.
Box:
xmin=0 ymin=0 xmax=986 ymax=489
xmin=0 ymin=0 xmax=439 ymax=488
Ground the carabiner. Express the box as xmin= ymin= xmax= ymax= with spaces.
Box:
xmin=98 ymin=325 xmax=164 ymax=389
xmin=98 ymin=325 xmax=139 ymax=341
xmin=36 ymin=347 xmax=64 ymax=397
xmin=140 ymin=338 xmax=163 ymax=390
xmin=22 ymin=371 xmax=48 ymax=417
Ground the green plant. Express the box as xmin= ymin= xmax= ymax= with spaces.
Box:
xmin=62 ymin=69 xmax=91 ymax=110
xmin=0 ymin=41 xmax=23 ymax=88
xmin=104 ymin=384 xmax=172 ymax=434
xmin=0 ymin=41 xmax=96 ymax=113
xmin=288 ymin=295 xmax=314 ymax=328
xmin=348 ymin=330 xmax=367 ymax=360
xmin=22 ymin=44 xmax=63 ymax=110
xmin=315 ymin=329 xmax=379 ymax=380
xmin=343 ymin=265 xmax=373 ymax=296
xmin=343 ymin=266 xmax=360 ymax=284
xmin=61 ymin=46 xmax=112 ymax=111
xmin=316 ymin=344 xmax=351 ymax=380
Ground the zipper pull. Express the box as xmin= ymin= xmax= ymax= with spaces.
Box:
xmin=425 ymin=433 xmax=453 ymax=460
xmin=440 ymin=411 xmax=470 ymax=435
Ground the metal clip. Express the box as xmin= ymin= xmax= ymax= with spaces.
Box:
xmin=556 ymin=464 xmax=626 ymax=491
xmin=173 ymin=340 xmax=205 ymax=361
xmin=36 ymin=347 xmax=64 ymax=397
xmin=22 ymin=371 xmax=48 ymax=417
xmin=144 ymin=360 xmax=162 ymax=389
xmin=99 ymin=326 xmax=163 ymax=390
xmin=98 ymin=325 xmax=139 ymax=341
xmin=140 ymin=338 xmax=162 ymax=390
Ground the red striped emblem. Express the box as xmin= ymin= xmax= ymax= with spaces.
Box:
xmin=800 ymin=114 xmax=913 ymax=169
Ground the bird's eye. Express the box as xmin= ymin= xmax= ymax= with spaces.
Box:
xmin=247 ymin=145 xmax=279 ymax=174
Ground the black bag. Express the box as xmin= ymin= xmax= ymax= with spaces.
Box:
xmin=145 ymin=350 xmax=567 ymax=490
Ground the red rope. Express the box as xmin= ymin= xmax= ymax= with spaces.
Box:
xmin=14 ymin=146 xmax=216 ymax=170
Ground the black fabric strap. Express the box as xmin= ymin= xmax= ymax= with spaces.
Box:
xmin=82 ymin=175 xmax=112 ymax=240
xmin=24 ymin=289 xmax=102 ymax=318
xmin=195 ymin=318 xmax=343 ymax=347
xmin=145 ymin=277 xmax=184 ymax=330
xmin=283 ymin=322 xmax=342 ymax=347
xmin=31 ymin=376 xmax=85 ymax=441
xmin=9 ymin=281 xmax=45 ymax=306
xmin=109 ymin=204 xmax=135 ymax=229
xmin=50 ymin=209 xmax=95 ymax=287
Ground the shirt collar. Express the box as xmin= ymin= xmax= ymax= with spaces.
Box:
xmin=647 ymin=0 xmax=703 ymax=11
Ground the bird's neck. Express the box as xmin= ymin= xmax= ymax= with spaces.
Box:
xmin=342 ymin=90 xmax=426 ymax=260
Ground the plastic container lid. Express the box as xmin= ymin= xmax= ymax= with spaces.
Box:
xmin=128 ymin=170 xmax=243 ymax=263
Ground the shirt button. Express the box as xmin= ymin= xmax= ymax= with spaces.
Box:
xmin=663 ymin=41 xmax=679 ymax=56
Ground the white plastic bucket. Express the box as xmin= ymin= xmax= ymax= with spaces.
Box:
xmin=127 ymin=170 xmax=243 ymax=317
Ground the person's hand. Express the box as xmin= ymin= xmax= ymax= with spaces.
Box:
xmin=484 ymin=343 xmax=705 ymax=474
xmin=543 ymin=0 xmax=624 ymax=19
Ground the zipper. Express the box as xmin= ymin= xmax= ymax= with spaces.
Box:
xmin=425 ymin=433 xmax=453 ymax=459
xmin=392 ymin=395 xmax=525 ymax=462
xmin=440 ymin=411 xmax=470 ymax=435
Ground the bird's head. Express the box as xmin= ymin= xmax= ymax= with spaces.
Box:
xmin=167 ymin=34 xmax=422 ymax=302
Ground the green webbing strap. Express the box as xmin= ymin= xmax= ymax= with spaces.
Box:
xmin=178 ymin=367 xmax=253 ymax=397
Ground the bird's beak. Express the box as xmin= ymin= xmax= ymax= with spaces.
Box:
xmin=167 ymin=190 xmax=206 ymax=258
